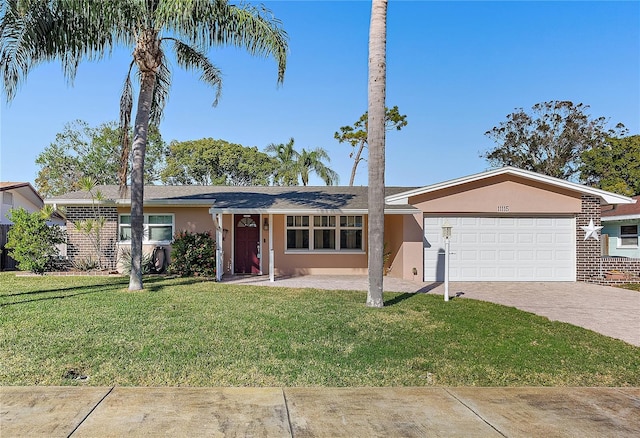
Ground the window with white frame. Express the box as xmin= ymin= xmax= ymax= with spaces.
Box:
xmin=119 ymin=214 xmax=174 ymax=243
xmin=619 ymin=224 xmax=638 ymax=247
xmin=286 ymin=215 xmax=309 ymax=250
xmin=313 ymin=215 xmax=336 ymax=250
xmin=340 ymin=215 xmax=363 ymax=250
xmin=285 ymin=215 xmax=363 ymax=251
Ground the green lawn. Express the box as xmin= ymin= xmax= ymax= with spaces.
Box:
xmin=1 ymin=272 xmax=638 ymax=387
xmin=619 ymin=283 xmax=640 ymax=292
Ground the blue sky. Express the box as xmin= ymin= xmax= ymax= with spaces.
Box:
xmin=1 ymin=0 xmax=638 ymax=189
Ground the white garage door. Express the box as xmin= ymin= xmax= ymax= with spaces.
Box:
xmin=423 ymin=217 xmax=575 ymax=282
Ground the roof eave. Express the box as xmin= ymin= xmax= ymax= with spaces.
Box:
xmin=385 ymin=167 xmax=636 ymax=205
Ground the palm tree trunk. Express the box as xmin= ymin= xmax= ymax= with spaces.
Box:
xmin=366 ymin=0 xmax=387 ymax=307
xmin=128 ymin=71 xmax=155 ymax=291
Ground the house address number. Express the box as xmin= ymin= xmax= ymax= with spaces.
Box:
xmin=497 ymin=205 xmax=510 ymax=212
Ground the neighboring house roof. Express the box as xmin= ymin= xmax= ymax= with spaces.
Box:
xmin=601 ymin=195 xmax=640 ymax=221
xmin=385 ymin=166 xmax=636 ymax=206
xmin=0 ymin=182 xmax=43 ymax=207
xmin=45 ymin=185 xmax=422 ymax=215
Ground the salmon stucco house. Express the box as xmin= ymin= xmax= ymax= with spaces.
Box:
xmin=46 ymin=167 xmax=638 ymax=284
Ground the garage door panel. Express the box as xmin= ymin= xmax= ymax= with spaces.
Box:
xmin=499 ymin=250 xmax=516 ymax=261
xmin=424 ymin=216 xmax=575 ymax=282
xmin=518 ymin=250 xmax=534 ymax=261
xmin=498 ymin=218 xmax=516 ymax=226
xmin=536 ymin=250 xmax=553 ymax=260
xmin=498 ymin=267 xmax=516 ymax=278
xmin=518 ymin=234 xmax=534 ymax=244
xmin=460 ymin=233 xmax=478 ymax=244
xmin=536 ymin=233 xmax=554 ymax=244
xmin=556 ymin=234 xmax=572 ymax=244
xmin=480 ymin=250 xmax=497 ymax=261
xmin=499 ymin=233 xmax=516 ymax=243
xmin=460 ymin=250 xmax=478 ymax=261
xmin=480 ymin=233 xmax=497 ymax=243
xmin=536 ymin=218 xmax=553 ymax=227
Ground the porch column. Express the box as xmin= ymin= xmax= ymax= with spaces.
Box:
xmin=269 ymin=213 xmax=275 ymax=282
xmin=216 ymin=213 xmax=224 ymax=282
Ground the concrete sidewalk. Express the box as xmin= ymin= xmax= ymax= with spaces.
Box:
xmin=2 ymin=386 xmax=639 ymax=437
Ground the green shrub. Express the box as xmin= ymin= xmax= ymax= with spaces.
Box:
xmin=72 ymin=256 xmax=100 ymax=271
xmin=6 ymin=207 xmax=66 ymax=274
xmin=169 ymin=231 xmax=216 ymax=277
xmin=117 ymin=247 xmax=153 ymax=275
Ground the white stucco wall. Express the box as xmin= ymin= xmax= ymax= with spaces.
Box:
xmin=1 ymin=189 xmax=43 ymax=225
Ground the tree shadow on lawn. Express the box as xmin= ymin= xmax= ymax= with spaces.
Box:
xmin=384 ymin=293 xmax=416 ymax=307
xmin=384 ymin=282 xmax=461 ymax=307
xmin=0 ymin=276 xmax=212 ymax=307
xmin=142 ymin=276 xmax=217 ymax=292
xmin=2 ymin=278 xmax=128 ymax=298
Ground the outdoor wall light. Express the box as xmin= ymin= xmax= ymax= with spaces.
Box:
xmin=222 ymin=229 xmax=228 ymax=241
xmin=441 ymin=220 xmax=452 ymax=239
xmin=263 ymin=218 xmax=269 ymax=231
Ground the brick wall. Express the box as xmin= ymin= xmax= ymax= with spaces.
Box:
xmin=599 ymin=257 xmax=640 ymax=285
xmin=576 ymin=195 xmax=640 ymax=285
xmin=66 ymin=206 xmax=118 ymax=270
xmin=576 ymin=195 xmax=602 ymax=282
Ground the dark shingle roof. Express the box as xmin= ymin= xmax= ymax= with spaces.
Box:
xmin=46 ymin=185 xmax=419 ymax=213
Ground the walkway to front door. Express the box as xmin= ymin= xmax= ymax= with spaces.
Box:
xmin=234 ymin=214 xmax=260 ymax=274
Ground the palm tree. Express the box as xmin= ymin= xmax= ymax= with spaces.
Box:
xmin=265 ymin=138 xmax=300 ymax=186
xmin=266 ymin=138 xmax=339 ymax=186
xmin=366 ymin=0 xmax=387 ymax=308
xmin=1 ymin=0 xmax=288 ymax=290
xmin=298 ymin=148 xmax=339 ymax=186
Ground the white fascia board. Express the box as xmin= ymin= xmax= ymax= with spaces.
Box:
xmin=44 ymin=199 xmax=117 ymax=206
xmin=117 ymin=199 xmax=217 ymax=207
xmin=385 ymin=166 xmax=636 ymax=205
xmin=45 ymin=199 xmax=216 ymax=207
xmin=601 ymin=214 xmax=640 ymax=222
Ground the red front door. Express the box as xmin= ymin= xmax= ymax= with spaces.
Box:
xmin=234 ymin=214 xmax=260 ymax=274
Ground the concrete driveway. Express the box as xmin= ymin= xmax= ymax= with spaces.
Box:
xmin=222 ymin=275 xmax=640 ymax=347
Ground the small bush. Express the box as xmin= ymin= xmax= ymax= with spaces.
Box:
xmin=117 ymin=247 xmax=153 ymax=275
xmin=6 ymin=207 xmax=66 ymax=274
xmin=72 ymin=257 xmax=100 ymax=271
xmin=169 ymin=231 xmax=216 ymax=277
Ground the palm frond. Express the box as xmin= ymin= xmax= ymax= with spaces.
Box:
xmin=149 ymin=50 xmax=171 ymax=124
xmin=171 ymin=38 xmax=222 ymax=106
xmin=119 ymin=63 xmax=135 ymax=195
xmin=1 ymin=0 xmax=140 ymax=102
xmin=157 ymin=0 xmax=288 ymax=85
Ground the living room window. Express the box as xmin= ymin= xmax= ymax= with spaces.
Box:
xmin=286 ymin=215 xmax=310 ymax=250
xmin=285 ymin=215 xmax=363 ymax=252
xmin=619 ymin=225 xmax=638 ymax=247
xmin=313 ymin=215 xmax=336 ymax=250
xmin=119 ymin=214 xmax=174 ymax=243
xmin=340 ymin=215 xmax=363 ymax=250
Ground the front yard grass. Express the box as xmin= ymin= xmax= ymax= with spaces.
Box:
xmin=619 ymin=283 xmax=640 ymax=292
xmin=1 ymin=272 xmax=638 ymax=387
